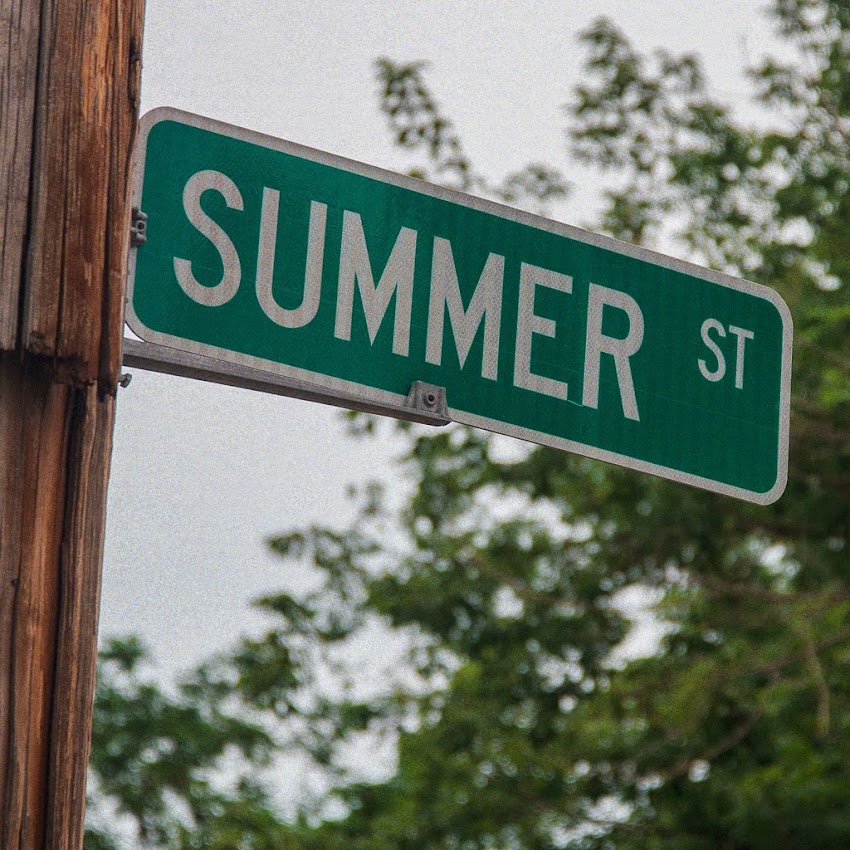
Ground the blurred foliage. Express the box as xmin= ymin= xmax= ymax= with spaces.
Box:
xmin=88 ymin=1 xmax=850 ymax=847
xmin=374 ymin=57 xmax=570 ymax=215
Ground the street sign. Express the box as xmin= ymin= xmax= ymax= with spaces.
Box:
xmin=128 ymin=108 xmax=792 ymax=504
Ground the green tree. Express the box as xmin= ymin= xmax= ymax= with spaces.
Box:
xmin=88 ymin=1 xmax=850 ymax=847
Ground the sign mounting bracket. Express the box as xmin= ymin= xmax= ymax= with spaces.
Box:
xmin=406 ymin=381 xmax=449 ymax=422
xmin=121 ymin=337 xmax=452 ymax=427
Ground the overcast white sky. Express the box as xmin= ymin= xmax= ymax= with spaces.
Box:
xmin=101 ymin=0 xmax=785 ymax=676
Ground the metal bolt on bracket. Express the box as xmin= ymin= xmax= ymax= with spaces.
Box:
xmin=130 ymin=207 xmax=147 ymax=247
xmin=405 ymin=381 xmax=449 ymax=421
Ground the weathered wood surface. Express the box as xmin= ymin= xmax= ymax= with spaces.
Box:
xmin=0 ymin=0 xmax=145 ymax=848
xmin=23 ymin=0 xmax=144 ymax=386
xmin=44 ymin=389 xmax=117 ymax=850
xmin=0 ymin=0 xmax=40 ymax=348
xmin=0 ymin=357 xmax=69 ymax=850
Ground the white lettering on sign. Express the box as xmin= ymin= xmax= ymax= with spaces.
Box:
xmin=334 ymin=210 xmax=417 ymax=357
xmin=582 ymin=283 xmax=644 ymax=421
xmin=513 ymin=262 xmax=573 ymax=400
xmin=698 ymin=318 xmax=726 ymax=382
xmin=426 ymin=237 xmax=504 ymax=380
xmin=256 ymin=188 xmax=327 ymax=329
xmin=728 ymin=325 xmax=754 ymax=389
xmin=172 ymin=170 xmax=650 ymax=421
xmin=174 ymin=170 xmax=244 ymax=306
xmin=699 ymin=318 xmax=754 ymax=389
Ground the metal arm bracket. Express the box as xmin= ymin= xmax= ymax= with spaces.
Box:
xmin=121 ymin=338 xmax=452 ymax=426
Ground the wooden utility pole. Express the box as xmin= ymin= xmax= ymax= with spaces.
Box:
xmin=0 ymin=1 xmax=145 ymax=848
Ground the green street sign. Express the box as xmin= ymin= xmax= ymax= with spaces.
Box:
xmin=128 ymin=108 xmax=792 ymax=504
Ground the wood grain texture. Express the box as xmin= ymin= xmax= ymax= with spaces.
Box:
xmin=0 ymin=0 xmax=41 ymax=349
xmin=0 ymin=0 xmax=145 ymax=847
xmin=100 ymin=0 xmax=145 ymax=390
xmin=23 ymin=0 xmax=144 ymax=387
xmin=44 ymin=388 xmax=116 ymax=850
xmin=0 ymin=356 xmax=69 ymax=850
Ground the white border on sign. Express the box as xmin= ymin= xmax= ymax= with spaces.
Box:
xmin=126 ymin=107 xmax=793 ymax=506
